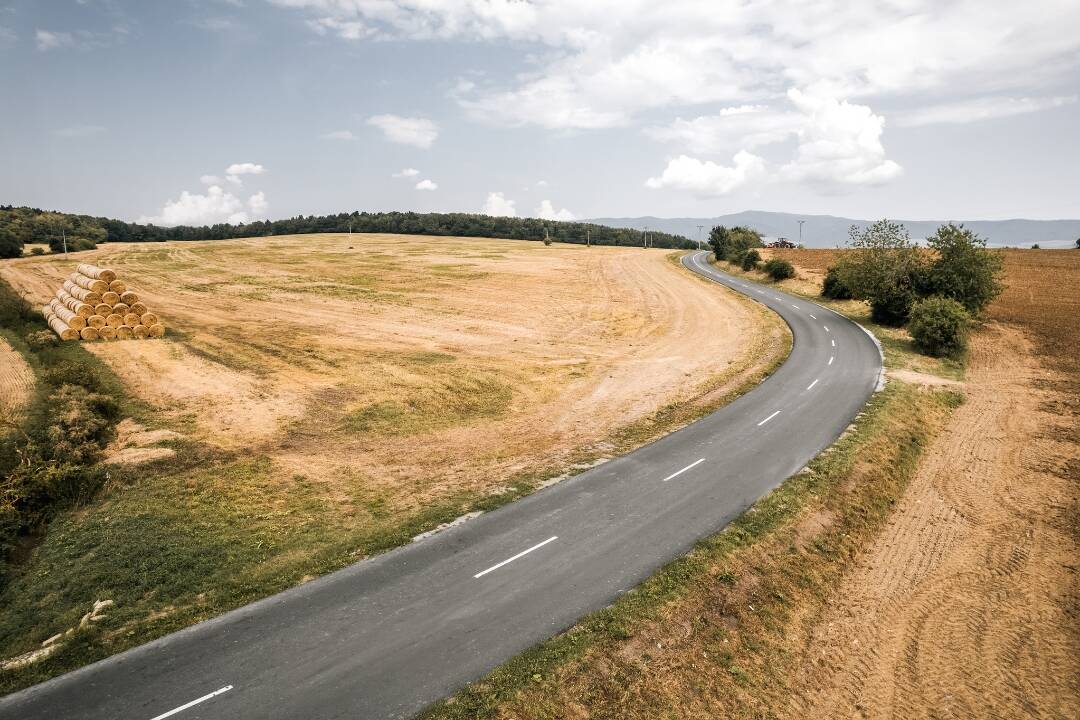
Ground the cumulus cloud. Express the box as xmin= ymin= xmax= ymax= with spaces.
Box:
xmin=415 ymin=179 xmax=438 ymax=190
xmin=645 ymin=151 xmax=767 ymax=197
xmin=321 ymin=129 xmax=355 ymax=140
xmin=481 ymin=192 xmax=516 ymax=217
xmin=366 ymin=114 xmax=438 ymax=148
xmin=271 ymin=0 xmax=1080 ymax=131
xmin=534 ymin=200 xmax=575 ymax=221
xmin=140 ymin=165 xmax=269 ymax=226
xmin=392 ymin=167 xmax=420 ymax=178
xmin=896 ymin=94 xmax=1078 ymax=127
xmin=779 ymin=89 xmax=902 ymax=188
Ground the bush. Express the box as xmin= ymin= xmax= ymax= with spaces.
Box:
xmin=25 ymin=330 xmax=57 ymax=351
xmin=29 ymin=247 xmax=45 ymax=256
xmin=763 ymin=258 xmax=795 ymax=281
xmin=739 ymin=248 xmax=761 ymax=271
xmin=908 ymin=296 xmax=970 ymax=357
xmin=821 ymin=266 xmax=854 ymax=299
xmin=870 ymin=284 xmax=919 ymax=326
xmin=922 ymin=223 xmax=1002 ymax=315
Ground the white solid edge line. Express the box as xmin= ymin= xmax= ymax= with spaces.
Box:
xmin=474 ymin=536 xmax=559 ymax=578
xmin=148 ymin=686 xmax=233 ymax=720
xmin=757 ymin=410 xmax=781 ymax=426
xmin=829 ymin=355 xmax=835 ymax=365
xmin=807 ymin=378 xmax=819 ymax=390
xmin=662 ymin=457 xmax=707 ymax=482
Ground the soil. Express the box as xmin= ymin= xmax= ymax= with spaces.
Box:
xmin=0 ymin=337 xmax=33 ymax=419
xmin=783 ymin=322 xmax=1080 ymax=719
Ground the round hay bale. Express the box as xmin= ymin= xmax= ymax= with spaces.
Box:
xmin=101 ymin=291 xmax=121 ymax=306
xmin=65 ymin=283 xmax=102 ymax=304
xmin=47 ymin=315 xmax=79 ymax=341
xmin=120 ymin=291 xmax=139 ymax=305
xmin=139 ymin=312 xmax=159 ymax=327
xmin=57 ymin=289 xmax=93 ymax=317
xmin=132 ymin=324 xmax=149 ymax=339
xmin=105 ymin=313 xmax=124 ymax=328
xmin=116 ymin=325 xmax=134 ymax=340
xmin=123 ymin=313 xmax=141 ymax=326
xmin=87 ymin=314 xmax=107 ymax=329
xmin=77 ymin=264 xmax=117 ymax=283
xmin=112 ymin=302 xmax=130 ymax=315
xmin=72 ymin=273 xmax=109 ymax=294
xmin=98 ymin=325 xmax=117 ymax=340
xmin=95 ymin=303 xmax=112 ymax=316
xmin=129 ymin=301 xmax=148 ymax=315
xmin=80 ymin=326 xmax=100 ymax=341
xmin=108 ymin=279 xmax=126 ymax=293
xmin=49 ymin=300 xmax=87 ymax=331
xmin=147 ymin=323 xmax=166 ymax=338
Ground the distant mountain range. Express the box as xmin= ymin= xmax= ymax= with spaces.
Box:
xmin=588 ymin=211 xmax=1080 ymax=248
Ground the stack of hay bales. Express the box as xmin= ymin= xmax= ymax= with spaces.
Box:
xmin=43 ymin=263 xmax=166 ymax=342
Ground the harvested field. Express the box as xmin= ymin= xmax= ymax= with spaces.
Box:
xmin=0 ymin=337 xmax=34 ymax=419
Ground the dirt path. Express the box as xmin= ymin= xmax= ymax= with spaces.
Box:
xmin=0 ymin=337 xmax=33 ymax=419
xmin=783 ymin=322 xmax=1079 ymax=719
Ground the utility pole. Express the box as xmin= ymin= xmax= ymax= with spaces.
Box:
xmin=797 ymin=219 xmax=805 ymax=246
xmin=62 ymin=227 xmax=68 ymax=258
xmin=696 ymin=224 xmax=704 ymax=250
xmin=586 ymin=225 xmax=590 ymax=247
xmin=643 ymin=226 xmax=649 ymax=249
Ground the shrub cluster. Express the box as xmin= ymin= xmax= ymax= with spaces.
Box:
xmin=708 ymin=225 xmax=763 ymax=265
xmin=763 ymin=258 xmax=795 ymax=281
xmin=820 ymin=221 xmax=1003 ymax=357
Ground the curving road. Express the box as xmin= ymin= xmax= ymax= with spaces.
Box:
xmin=0 ymin=251 xmax=882 ymax=720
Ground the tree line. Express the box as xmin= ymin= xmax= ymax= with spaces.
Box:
xmin=0 ymin=205 xmax=696 ymax=257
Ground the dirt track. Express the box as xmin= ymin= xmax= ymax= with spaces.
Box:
xmin=784 ymin=322 xmax=1079 ymax=719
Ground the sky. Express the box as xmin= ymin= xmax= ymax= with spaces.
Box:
xmin=1 ymin=0 xmax=1078 ymax=226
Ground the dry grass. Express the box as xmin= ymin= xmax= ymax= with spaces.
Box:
xmin=0 ymin=236 xmax=790 ymax=692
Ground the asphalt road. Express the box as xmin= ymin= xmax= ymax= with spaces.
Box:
xmin=0 ymin=251 xmax=883 ymax=720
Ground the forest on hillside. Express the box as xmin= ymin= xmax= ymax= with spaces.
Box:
xmin=0 ymin=205 xmax=694 ymax=257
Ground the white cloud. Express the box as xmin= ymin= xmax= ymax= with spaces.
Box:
xmin=779 ymin=89 xmax=902 ymax=188
xmin=535 ymin=180 xmax=548 ymax=187
xmin=247 ymin=191 xmax=268 ymax=217
xmin=392 ymin=167 xmax=420 ymax=178
xmin=200 ymin=174 xmax=224 ymax=185
xmin=321 ymin=129 xmax=355 ymax=140
xmin=139 ymin=185 xmax=254 ymax=226
xmin=36 ymin=29 xmax=73 ymax=51
xmin=367 ymin=114 xmax=438 ymax=148
xmin=273 ymin=1 xmax=1080 ymax=131
xmin=481 ymin=191 xmax=517 ymax=217
xmin=54 ymin=125 xmax=106 ymax=138
xmin=534 ymin=200 xmax=575 ymax=221
xmin=896 ymin=95 xmax=1079 ymax=127
xmin=223 ymin=162 xmax=265 ymax=186
xmin=645 ymin=151 xmax=767 ymax=197
xmin=415 ymin=179 xmax=438 ymax=190
xmin=646 ymin=106 xmax=802 ymax=154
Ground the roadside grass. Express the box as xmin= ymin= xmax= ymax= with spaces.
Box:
xmin=0 ymin=264 xmax=791 ymax=693
xmin=417 ymin=255 xmax=963 ymax=720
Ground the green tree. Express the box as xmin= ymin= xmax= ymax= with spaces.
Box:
xmin=739 ymin=248 xmax=761 ymax=270
xmin=0 ymin=225 xmax=22 ymax=259
xmin=922 ymin=223 xmax=1003 ymax=315
xmin=821 ymin=266 xmax=854 ymax=299
xmin=763 ymin=258 xmax=795 ymax=280
xmin=908 ymin=296 xmax=970 ymax=357
xmin=709 ymin=224 xmax=762 ymax=263
xmin=837 ymin=220 xmax=926 ymax=326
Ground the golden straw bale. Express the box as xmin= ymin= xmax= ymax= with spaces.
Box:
xmin=120 ymin=291 xmax=139 ymax=305
xmin=132 ymin=324 xmax=149 ymax=339
xmin=147 ymin=323 xmax=166 ymax=338
xmin=129 ymin=302 xmax=148 ymax=315
xmin=56 ymin=289 xmax=93 ymax=317
xmin=139 ymin=312 xmax=159 ymax=327
xmin=77 ymin=264 xmax=117 ymax=283
xmin=48 ymin=300 xmax=87 ymax=331
xmin=80 ymin=326 xmax=99 ymax=341
xmin=112 ymin=302 xmax=130 ymax=314
xmin=101 ymin=291 xmax=121 ymax=306
xmin=71 ymin=273 xmax=109 ymax=294
xmin=47 ymin=315 xmax=79 ymax=341
xmin=123 ymin=313 xmax=141 ymax=326
xmin=87 ymin=314 xmax=107 ymax=329
xmin=108 ymin=279 xmax=126 ymax=293
xmin=95 ymin=303 xmax=112 ymax=316
xmin=105 ymin=313 xmax=124 ymax=328
xmin=98 ymin=325 xmax=117 ymax=340
xmin=64 ymin=282 xmax=102 ymax=304
xmin=116 ymin=326 xmax=134 ymax=340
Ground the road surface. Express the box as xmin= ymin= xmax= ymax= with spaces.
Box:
xmin=0 ymin=251 xmax=883 ymax=720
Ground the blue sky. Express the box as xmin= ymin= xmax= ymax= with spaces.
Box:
xmin=1 ymin=0 xmax=1078 ymax=225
